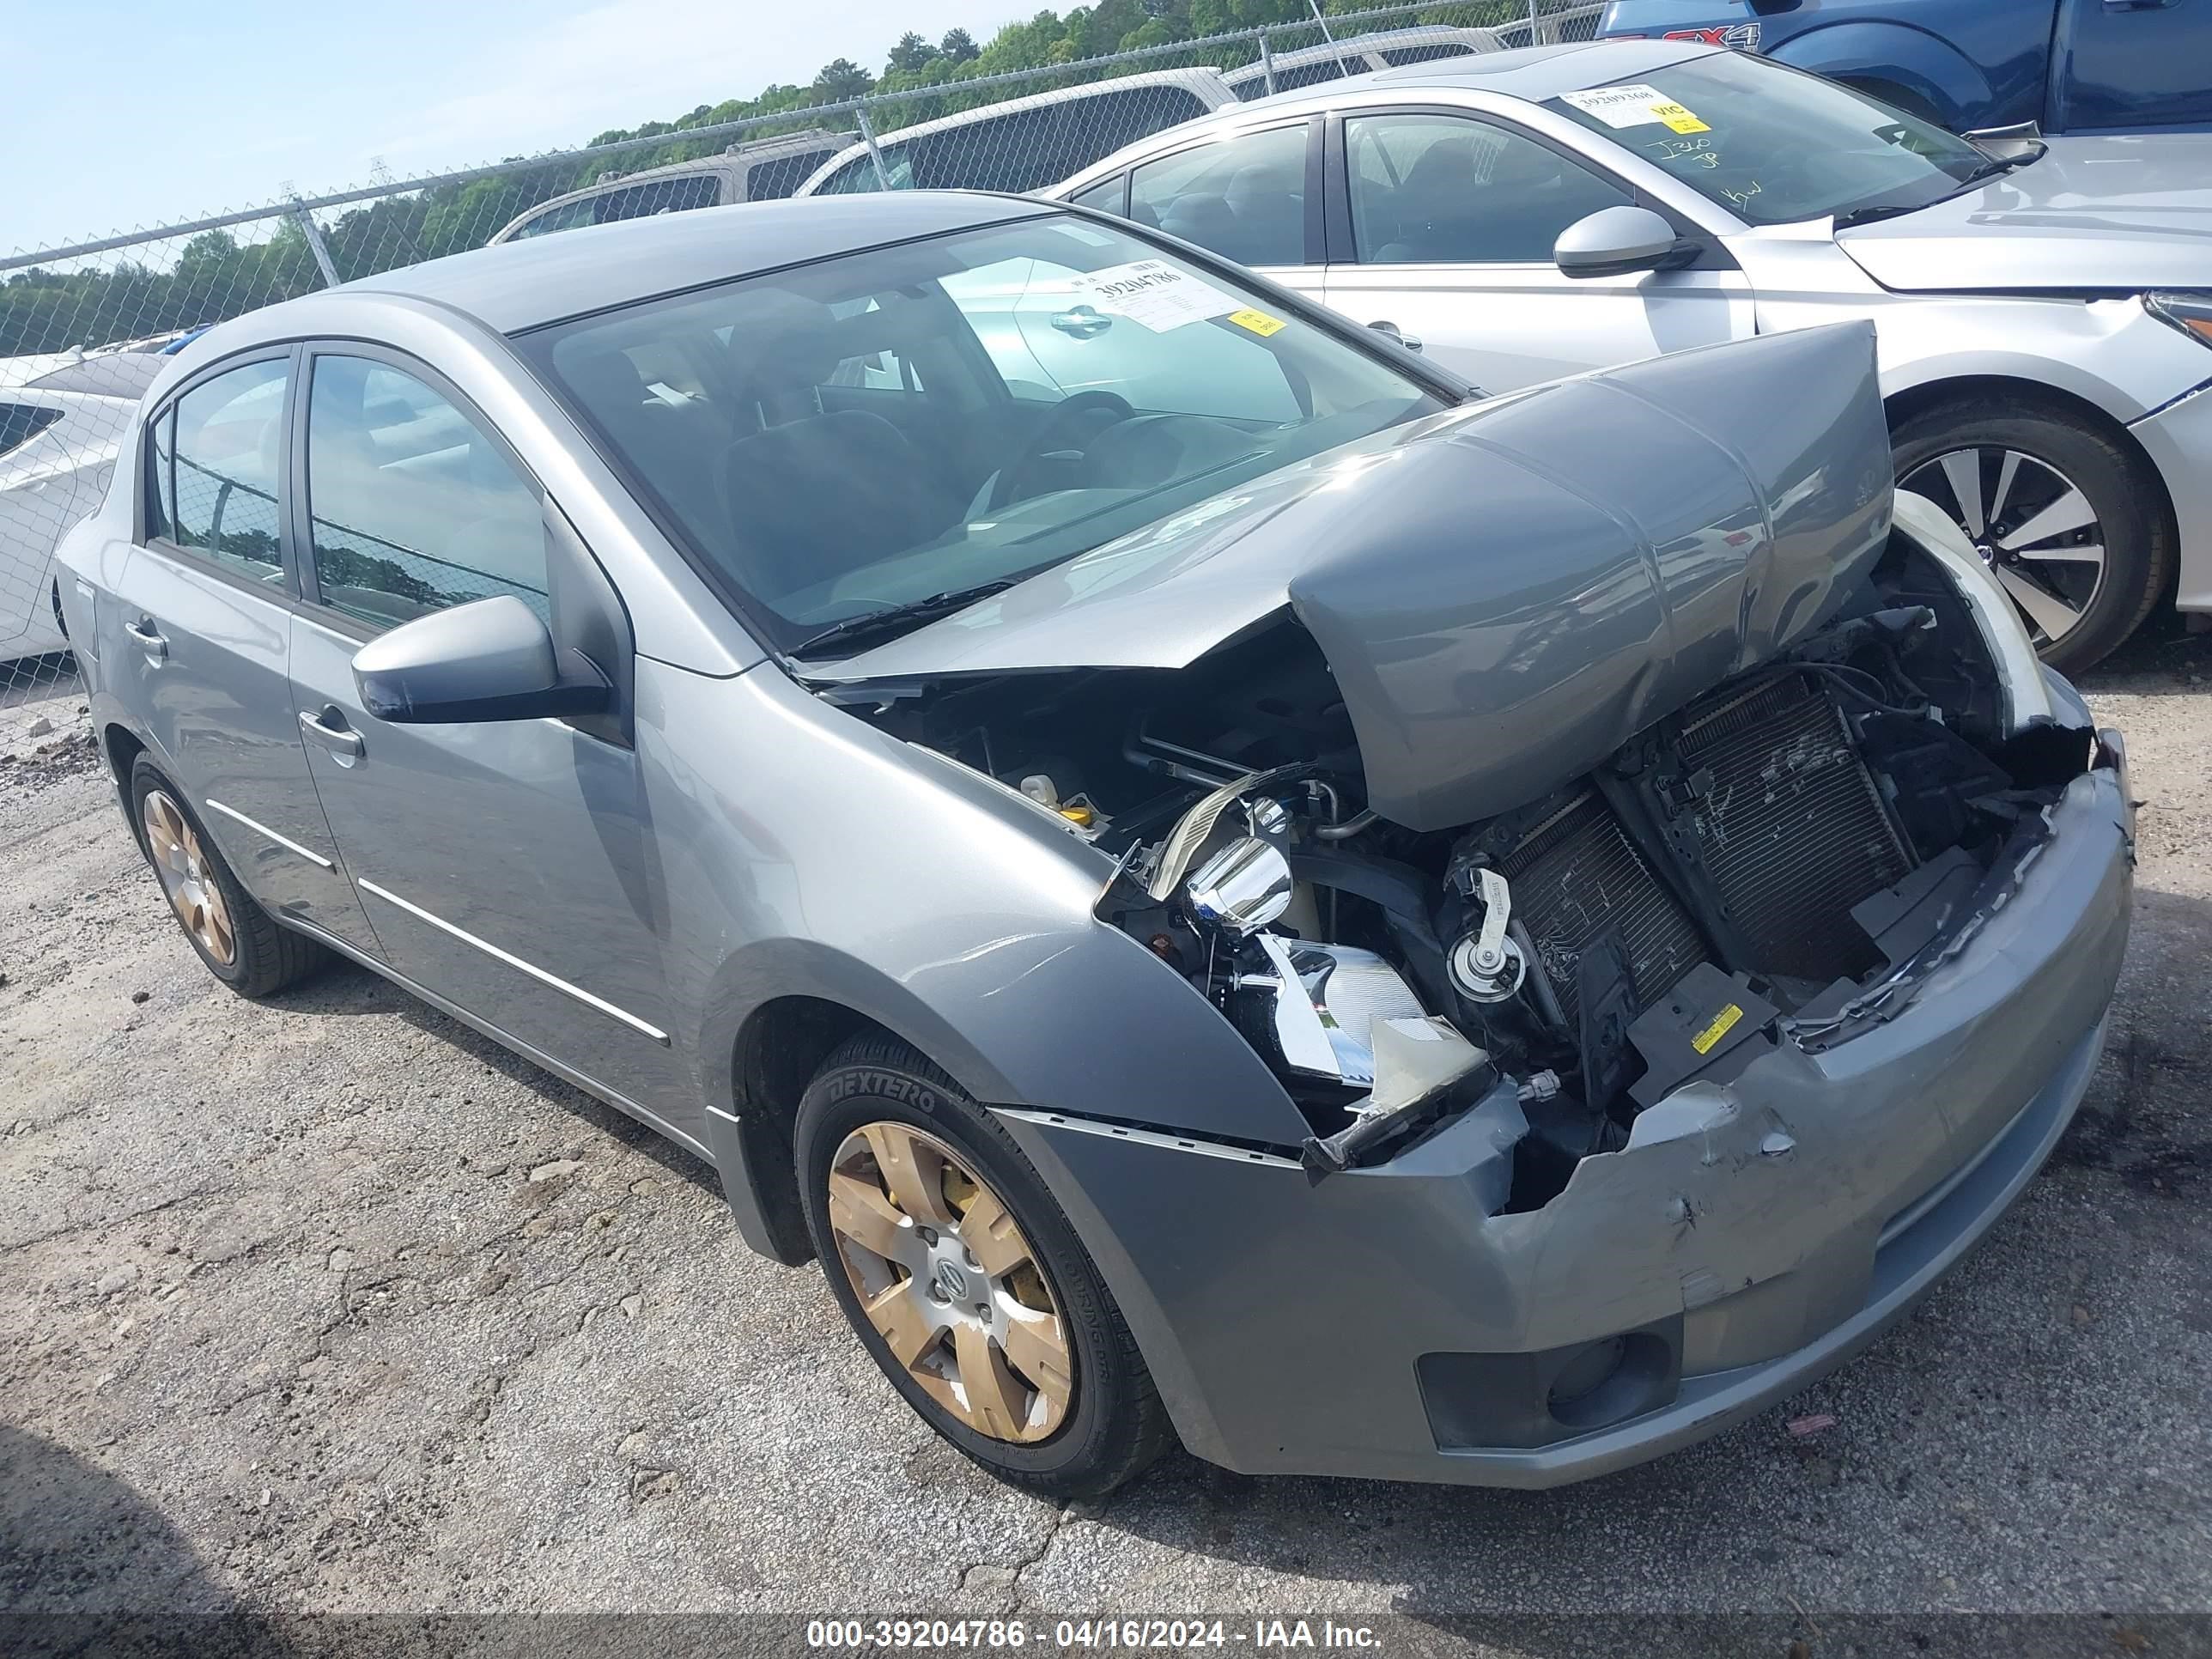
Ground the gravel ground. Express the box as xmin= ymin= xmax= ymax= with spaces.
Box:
xmin=1 ymin=622 xmax=2208 ymax=1656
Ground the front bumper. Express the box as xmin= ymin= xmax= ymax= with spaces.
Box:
xmin=2130 ymin=380 xmax=2212 ymax=612
xmin=1000 ymin=745 xmax=2132 ymax=1486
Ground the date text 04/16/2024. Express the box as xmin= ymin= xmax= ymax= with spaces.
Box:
xmin=805 ymin=1619 xmax=1383 ymax=1650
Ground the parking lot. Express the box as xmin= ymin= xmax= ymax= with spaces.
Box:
xmin=0 ymin=609 xmax=2205 ymax=1650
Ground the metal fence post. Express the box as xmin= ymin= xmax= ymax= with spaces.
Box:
xmin=1259 ymin=31 xmax=1279 ymax=96
xmin=289 ymin=198 xmax=340 ymax=287
xmin=854 ymin=106 xmax=894 ymax=191
xmin=1304 ymin=0 xmax=1352 ymax=75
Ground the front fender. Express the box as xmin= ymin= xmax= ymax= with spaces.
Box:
xmin=644 ymin=660 xmax=1313 ymax=1154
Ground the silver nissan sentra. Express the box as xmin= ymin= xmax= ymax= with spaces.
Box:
xmin=60 ymin=192 xmax=2131 ymax=1496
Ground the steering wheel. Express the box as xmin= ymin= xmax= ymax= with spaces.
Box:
xmin=988 ymin=390 xmax=1135 ymax=511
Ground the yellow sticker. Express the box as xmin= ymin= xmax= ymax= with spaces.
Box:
xmin=1691 ymin=1003 xmax=1743 ymax=1055
xmin=1228 ymin=307 xmax=1287 ymax=337
xmin=1650 ymin=101 xmax=1711 ymax=134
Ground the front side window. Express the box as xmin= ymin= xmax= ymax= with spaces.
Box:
xmin=305 ymin=356 xmax=547 ymax=629
xmin=1543 ymin=52 xmax=1993 ymax=226
xmin=163 ymin=358 xmax=288 ymax=581
xmin=521 ymin=214 xmax=1444 ymax=653
xmin=1127 ymin=125 xmax=1309 ymax=267
xmin=1345 ymin=114 xmax=1632 ymax=264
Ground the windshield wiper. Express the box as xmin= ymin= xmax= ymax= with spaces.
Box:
xmin=791 ymin=580 xmax=1019 ymax=659
xmin=1954 ymin=145 xmax=2044 ymax=188
xmin=1832 ymin=199 xmax=1926 ymax=228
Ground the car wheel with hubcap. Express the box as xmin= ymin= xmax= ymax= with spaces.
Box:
xmin=1892 ymin=397 xmax=2171 ymax=675
xmin=795 ymin=1033 xmax=1172 ymax=1497
xmin=127 ymin=754 xmax=327 ymax=996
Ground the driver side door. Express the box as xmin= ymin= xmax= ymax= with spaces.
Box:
xmin=281 ymin=345 xmax=700 ymax=1139
xmin=1322 ymin=109 xmax=1753 ymax=391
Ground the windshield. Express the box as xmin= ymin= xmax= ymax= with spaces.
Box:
xmin=519 ymin=214 xmax=1443 ymax=654
xmin=1545 ymin=53 xmax=1995 ymax=227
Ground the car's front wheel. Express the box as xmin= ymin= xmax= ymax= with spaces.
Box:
xmin=794 ymin=1034 xmax=1172 ymax=1498
xmin=128 ymin=755 xmax=326 ymax=997
xmin=1892 ymin=396 xmax=2172 ymax=675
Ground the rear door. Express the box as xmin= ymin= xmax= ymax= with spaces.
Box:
xmin=281 ymin=344 xmax=696 ymax=1125
xmin=115 ymin=349 xmax=379 ymax=948
xmin=2056 ymin=0 xmax=2212 ymax=130
xmin=1322 ymin=107 xmax=1752 ymax=390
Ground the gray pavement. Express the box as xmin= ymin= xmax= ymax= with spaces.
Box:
xmin=2 ymin=623 xmax=2208 ymax=1648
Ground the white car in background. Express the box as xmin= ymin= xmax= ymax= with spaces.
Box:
xmin=1048 ymin=39 xmax=2212 ymax=670
xmin=1 ymin=353 xmax=167 ymax=661
xmin=797 ymin=70 xmax=1239 ymax=198
xmin=487 ymin=129 xmax=852 ymax=246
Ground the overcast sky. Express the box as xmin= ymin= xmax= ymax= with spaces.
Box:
xmin=11 ymin=0 xmax=1017 ymax=253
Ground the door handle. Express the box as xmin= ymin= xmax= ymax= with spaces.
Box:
xmin=1368 ymin=319 xmax=1424 ymax=354
xmin=123 ymin=619 xmax=167 ymax=660
xmin=299 ymin=708 xmax=364 ymax=758
xmin=2105 ymin=0 xmax=2178 ymax=10
xmin=1049 ymin=305 xmax=1113 ymax=339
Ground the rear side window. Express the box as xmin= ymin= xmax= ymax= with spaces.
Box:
xmin=591 ymin=173 xmax=724 ymax=225
xmin=505 ymin=198 xmax=598 ymax=241
xmin=744 ymin=147 xmax=839 ymax=201
xmin=163 ymin=358 xmax=289 ymax=582
xmin=1127 ymin=125 xmax=1309 ymax=266
xmin=812 ymin=86 xmax=1216 ymax=197
xmin=1068 ymin=175 xmax=1127 ymax=215
xmin=0 ymin=402 xmax=62 ymax=459
xmin=305 ymin=356 xmax=548 ymax=629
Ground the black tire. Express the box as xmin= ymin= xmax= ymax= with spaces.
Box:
xmin=127 ymin=755 xmax=327 ymax=998
xmin=1891 ymin=394 xmax=2172 ymax=676
xmin=795 ymin=1033 xmax=1173 ymax=1498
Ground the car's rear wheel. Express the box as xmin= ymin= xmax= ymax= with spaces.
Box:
xmin=128 ymin=756 xmax=326 ymax=997
xmin=1892 ymin=397 xmax=2171 ymax=675
xmin=794 ymin=1033 xmax=1171 ymax=1498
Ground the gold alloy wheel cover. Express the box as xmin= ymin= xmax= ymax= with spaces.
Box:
xmin=141 ymin=789 xmax=237 ymax=967
xmin=827 ymin=1121 xmax=1075 ymax=1443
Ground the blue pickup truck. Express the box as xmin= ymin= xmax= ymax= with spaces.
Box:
xmin=1596 ymin=0 xmax=2212 ymax=132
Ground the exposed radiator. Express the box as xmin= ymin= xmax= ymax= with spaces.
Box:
xmin=1675 ymin=672 xmax=1914 ymax=984
xmin=1495 ymin=673 xmax=1914 ymax=1028
xmin=1498 ymin=786 xmax=1707 ymax=1029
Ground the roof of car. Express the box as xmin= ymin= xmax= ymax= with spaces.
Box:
xmin=345 ymin=191 xmax=1054 ymax=334
xmin=1248 ymin=36 xmax=1711 ymax=110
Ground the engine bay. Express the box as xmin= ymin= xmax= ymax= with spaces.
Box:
xmin=836 ymin=532 xmax=2098 ymax=1202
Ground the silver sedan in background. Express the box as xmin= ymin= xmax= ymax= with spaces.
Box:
xmin=1048 ymin=39 xmax=2212 ymax=671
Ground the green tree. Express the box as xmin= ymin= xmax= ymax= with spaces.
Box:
xmin=811 ymin=58 xmax=875 ymax=101
xmin=939 ymin=27 xmax=980 ymax=62
xmin=886 ymin=31 xmax=938 ymax=73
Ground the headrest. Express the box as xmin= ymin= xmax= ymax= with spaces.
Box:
xmin=727 ymin=290 xmax=848 ymax=404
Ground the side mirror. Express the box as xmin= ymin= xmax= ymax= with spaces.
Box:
xmin=1554 ymin=205 xmax=1688 ymax=280
xmin=351 ymin=595 xmax=609 ymax=725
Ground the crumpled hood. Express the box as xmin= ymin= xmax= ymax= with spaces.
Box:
xmin=1836 ymin=134 xmax=2212 ymax=294
xmin=817 ymin=322 xmax=1893 ymax=832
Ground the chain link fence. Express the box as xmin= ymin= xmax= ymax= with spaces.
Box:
xmin=0 ymin=0 xmax=1600 ymax=746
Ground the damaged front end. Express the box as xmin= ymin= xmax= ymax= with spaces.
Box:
xmin=1091 ymin=516 xmax=2108 ymax=1199
xmin=817 ymin=325 xmax=2131 ymax=1480
xmin=828 ymin=325 xmax=2109 ymax=1188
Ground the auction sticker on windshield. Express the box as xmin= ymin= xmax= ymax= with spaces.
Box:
xmin=1559 ymin=82 xmax=1711 ymax=133
xmin=1073 ymin=259 xmax=1239 ymax=331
